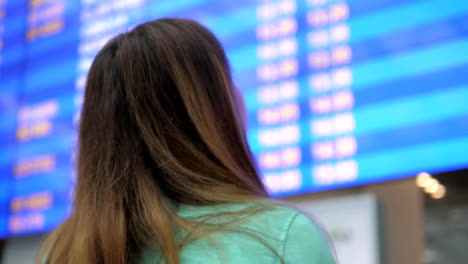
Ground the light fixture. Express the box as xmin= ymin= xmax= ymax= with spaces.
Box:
xmin=422 ymin=178 xmax=439 ymax=191
xmin=424 ymin=181 xmax=440 ymax=194
xmin=415 ymin=172 xmax=447 ymax=199
xmin=416 ymin=172 xmax=431 ymax=188
xmin=431 ymin=185 xmax=446 ymax=199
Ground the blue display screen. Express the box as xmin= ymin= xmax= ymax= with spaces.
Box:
xmin=0 ymin=0 xmax=467 ymax=237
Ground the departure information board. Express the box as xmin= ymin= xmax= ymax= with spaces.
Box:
xmin=1 ymin=0 xmax=468 ymax=237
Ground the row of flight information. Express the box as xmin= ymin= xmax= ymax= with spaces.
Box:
xmin=0 ymin=0 xmax=468 ymax=237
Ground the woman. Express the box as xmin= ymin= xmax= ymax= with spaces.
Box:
xmin=39 ymin=18 xmax=336 ymax=264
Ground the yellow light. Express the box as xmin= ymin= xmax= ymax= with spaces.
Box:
xmin=416 ymin=172 xmax=431 ymax=188
xmin=424 ymin=179 xmax=440 ymax=194
xmin=422 ymin=177 xmax=437 ymax=189
xmin=431 ymin=185 xmax=446 ymax=199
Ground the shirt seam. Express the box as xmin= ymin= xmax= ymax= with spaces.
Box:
xmin=278 ymin=211 xmax=302 ymax=264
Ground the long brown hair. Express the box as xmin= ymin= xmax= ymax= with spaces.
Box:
xmin=39 ymin=18 xmax=268 ymax=264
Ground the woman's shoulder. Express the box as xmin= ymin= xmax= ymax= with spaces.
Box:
xmin=178 ymin=199 xmax=323 ymax=239
xmin=175 ymin=199 xmax=336 ymax=263
xmin=234 ymin=200 xmax=336 ymax=264
xmin=178 ymin=199 xmax=304 ymax=228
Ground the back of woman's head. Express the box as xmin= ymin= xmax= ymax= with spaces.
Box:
xmin=40 ymin=18 xmax=267 ymax=264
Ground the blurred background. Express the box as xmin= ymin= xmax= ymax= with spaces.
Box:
xmin=0 ymin=0 xmax=467 ymax=263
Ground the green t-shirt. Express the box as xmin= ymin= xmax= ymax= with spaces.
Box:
xmin=141 ymin=201 xmax=337 ymax=264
